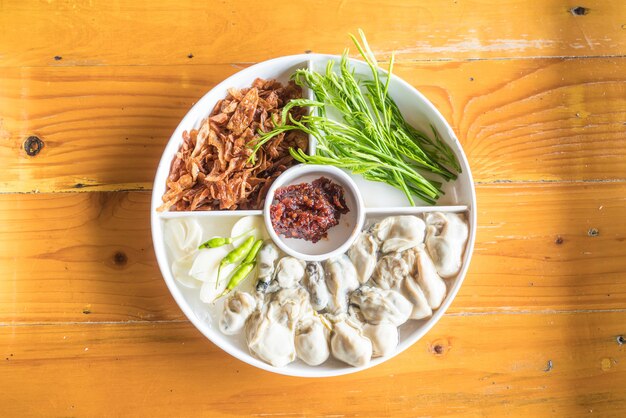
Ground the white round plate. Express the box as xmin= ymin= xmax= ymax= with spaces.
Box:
xmin=151 ymin=54 xmax=477 ymax=377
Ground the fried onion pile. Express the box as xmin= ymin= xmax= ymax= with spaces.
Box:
xmin=159 ymin=78 xmax=307 ymax=211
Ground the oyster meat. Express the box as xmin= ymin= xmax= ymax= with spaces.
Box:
xmin=273 ymin=257 xmax=306 ymax=290
xmin=324 ymin=255 xmax=360 ymax=315
xmin=303 ymin=262 xmax=330 ymax=311
xmin=245 ymin=287 xmax=311 ymax=367
xmin=425 ymin=212 xmax=469 ymax=278
xmin=415 ymin=247 xmax=447 ymax=309
xmin=255 ymin=241 xmax=280 ymax=293
xmin=208 ymin=212 xmax=469 ymax=369
xmin=402 ymin=270 xmax=433 ymax=320
xmin=349 ymin=286 xmax=412 ymax=326
xmin=372 ymin=254 xmax=410 ymax=291
xmin=330 ymin=319 xmax=373 ymax=367
xmin=219 ymin=291 xmax=257 ymax=335
xmin=373 ymin=215 xmax=425 ymax=253
xmin=246 ymin=310 xmax=295 ymax=367
xmin=363 ymin=322 xmax=398 ymax=358
xmin=295 ymin=316 xmax=330 ymax=366
xmin=348 ymin=232 xmax=378 ymax=284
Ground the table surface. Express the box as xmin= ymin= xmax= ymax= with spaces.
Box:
xmin=2 ymin=1 xmax=626 ymax=416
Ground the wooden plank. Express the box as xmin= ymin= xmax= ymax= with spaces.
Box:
xmin=463 ymin=181 xmax=626 ymax=312
xmin=1 ymin=312 xmax=625 ymax=417
xmin=1 ymin=0 xmax=625 ymax=67
xmin=1 ymin=182 xmax=625 ymax=323
xmin=0 ymin=192 xmax=184 ymax=322
xmin=0 ymin=64 xmax=237 ymax=192
xmin=1 ymin=57 xmax=625 ymax=192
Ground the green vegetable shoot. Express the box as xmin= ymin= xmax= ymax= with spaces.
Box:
xmin=249 ymin=30 xmax=460 ymax=205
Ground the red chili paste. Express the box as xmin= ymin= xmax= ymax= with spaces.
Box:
xmin=270 ymin=177 xmax=349 ymax=243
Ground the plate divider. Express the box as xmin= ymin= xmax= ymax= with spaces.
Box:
xmin=365 ymin=205 xmax=468 ymax=216
xmin=158 ymin=210 xmax=263 ymax=219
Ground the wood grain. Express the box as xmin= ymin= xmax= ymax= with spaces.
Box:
xmin=2 ymin=57 xmax=626 ymax=192
xmin=1 ymin=312 xmax=624 ymax=417
xmin=467 ymin=181 xmax=626 ymax=312
xmin=1 ymin=0 xmax=625 ymax=67
xmin=0 ymin=192 xmax=181 ymax=322
xmin=1 ymin=183 xmax=625 ymax=324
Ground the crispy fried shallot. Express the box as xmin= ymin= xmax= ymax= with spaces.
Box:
xmin=159 ymin=78 xmax=307 ymax=211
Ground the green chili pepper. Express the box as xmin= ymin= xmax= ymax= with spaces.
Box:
xmin=215 ymin=262 xmax=256 ymax=300
xmin=215 ymin=235 xmax=256 ymax=288
xmin=198 ymin=228 xmax=254 ymax=249
xmin=243 ymin=239 xmax=263 ymax=264
xmin=199 ymin=236 xmax=231 ymax=249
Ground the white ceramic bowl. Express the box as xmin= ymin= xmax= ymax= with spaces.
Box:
xmin=263 ymin=164 xmax=365 ymax=262
xmin=151 ymin=54 xmax=477 ymax=377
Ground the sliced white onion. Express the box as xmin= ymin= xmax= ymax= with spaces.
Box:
xmin=171 ymin=254 xmax=201 ymax=288
xmin=200 ymin=276 xmax=230 ymax=304
xmin=164 ymin=218 xmax=203 ymax=259
xmin=230 ymin=215 xmax=267 ymax=247
xmin=189 ymin=246 xmax=229 ymax=283
xmin=200 ymin=264 xmax=237 ymax=303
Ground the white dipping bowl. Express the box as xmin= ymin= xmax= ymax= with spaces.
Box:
xmin=263 ymin=164 xmax=365 ymax=262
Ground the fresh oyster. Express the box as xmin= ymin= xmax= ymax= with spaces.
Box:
xmin=425 ymin=212 xmax=469 ymax=278
xmin=273 ymin=257 xmax=306 ymax=290
xmin=219 ymin=291 xmax=257 ymax=335
xmin=415 ymin=247 xmax=447 ymax=309
xmin=303 ymin=262 xmax=330 ymax=311
xmin=255 ymin=241 xmax=280 ymax=293
xmin=348 ymin=232 xmax=378 ymax=284
xmin=373 ymin=215 xmax=426 ymax=253
xmin=372 ymin=254 xmax=410 ymax=291
xmin=324 ymin=255 xmax=360 ymax=315
xmin=330 ymin=319 xmax=373 ymax=367
xmin=245 ymin=287 xmax=311 ymax=367
xmin=245 ymin=310 xmax=295 ymax=367
xmin=295 ymin=316 xmax=330 ymax=366
xmin=363 ymin=322 xmax=398 ymax=358
xmin=349 ymin=286 xmax=412 ymax=326
xmin=402 ymin=272 xmax=433 ymax=320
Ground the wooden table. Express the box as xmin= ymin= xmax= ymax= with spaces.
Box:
xmin=2 ymin=1 xmax=625 ymax=416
